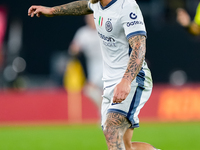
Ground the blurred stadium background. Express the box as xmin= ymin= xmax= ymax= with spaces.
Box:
xmin=0 ymin=0 xmax=200 ymax=150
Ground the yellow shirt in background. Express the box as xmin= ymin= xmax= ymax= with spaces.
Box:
xmin=194 ymin=3 xmax=200 ymax=26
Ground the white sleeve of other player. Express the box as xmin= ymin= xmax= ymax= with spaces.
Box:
xmin=120 ymin=1 xmax=147 ymax=40
xmin=72 ymin=27 xmax=85 ymax=49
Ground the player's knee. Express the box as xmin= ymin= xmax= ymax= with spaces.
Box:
xmin=102 ymin=112 xmax=130 ymax=141
xmin=123 ymin=141 xmax=132 ymax=150
xmin=102 ymin=123 xmax=115 ymax=141
xmin=102 ymin=118 xmax=121 ymax=141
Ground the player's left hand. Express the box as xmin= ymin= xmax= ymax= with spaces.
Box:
xmin=113 ymin=78 xmax=131 ymax=103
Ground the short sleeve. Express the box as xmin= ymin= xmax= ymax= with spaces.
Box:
xmin=120 ymin=2 xmax=147 ymax=40
xmin=88 ymin=1 xmax=94 ymax=11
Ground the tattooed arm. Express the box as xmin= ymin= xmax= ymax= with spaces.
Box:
xmin=113 ymin=35 xmax=146 ymax=103
xmin=28 ymin=0 xmax=93 ymax=17
xmin=124 ymin=35 xmax=146 ymax=82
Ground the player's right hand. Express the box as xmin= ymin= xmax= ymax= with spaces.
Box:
xmin=28 ymin=5 xmax=54 ymax=17
xmin=113 ymin=78 xmax=131 ymax=104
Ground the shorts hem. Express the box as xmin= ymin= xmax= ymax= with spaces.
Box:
xmin=129 ymin=123 xmax=139 ymax=128
xmin=107 ymin=109 xmax=127 ymax=116
xmin=107 ymin=109 xmax=140 ymax=128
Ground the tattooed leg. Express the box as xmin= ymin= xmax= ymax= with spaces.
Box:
xmin=103 ymin=112 xmax=131 ymax=150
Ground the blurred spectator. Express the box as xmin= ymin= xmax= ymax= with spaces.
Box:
xmin=0 ymin=6 xmax=7 ymax=70
xmin=177 ymin=2 xmax=200 ymax=35
xmin=2 ymin=18 xmax=24 ymax=89
xmin=68 ymin=14 xmax=103 ymax=109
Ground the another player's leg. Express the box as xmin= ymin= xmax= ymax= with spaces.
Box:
xmin=123 ymin=128 xmax=134 ymax=150
xmin=103 ymin=112 xmax=131 ymax=150
xmin=84 ymin=82 xmax=102 ymax=110
xmin=123 ymin=128 xmax=159 ymax=150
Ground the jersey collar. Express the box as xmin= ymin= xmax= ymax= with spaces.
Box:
xmin=100 ymin=0 xmax=117 ymax=10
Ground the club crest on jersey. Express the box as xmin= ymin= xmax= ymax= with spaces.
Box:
xmin=130 ymin=12 xmax=137 ymax=19
xmin=105 ymin=18 xmax=113 ymax=32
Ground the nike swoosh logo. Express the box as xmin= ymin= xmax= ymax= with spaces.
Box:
xmin=103 ymin=83 xmax=116 ymax=90
xmin=111 ymin=103 xmax=122 ymax=105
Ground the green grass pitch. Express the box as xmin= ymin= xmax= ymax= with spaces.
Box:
xmin=0 ymin=122 xmax=200 ymax=150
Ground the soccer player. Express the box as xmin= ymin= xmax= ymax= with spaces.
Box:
xmin=177 ymin=3 xmax=200 ymax=35
xmin=28 ymin=0 xmax=156 ymax=149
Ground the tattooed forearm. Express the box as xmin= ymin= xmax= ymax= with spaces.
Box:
xmin=123 ymin=35 xmax=146 ymax=82
xmin=103 ymin=112 xmax=131 ymax=150
xmin=52 ymin=1 xmax=93 ymax=16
